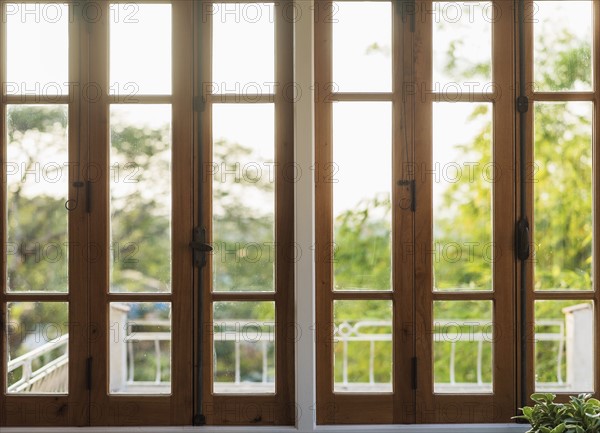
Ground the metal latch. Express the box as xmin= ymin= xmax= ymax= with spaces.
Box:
xmin=517 ymin=95 xmax=529 ymax=114
xmin=190 ymin=227 xmax=213 ymax=268
xmin=516 ymin=218 xmax=530 ymax=261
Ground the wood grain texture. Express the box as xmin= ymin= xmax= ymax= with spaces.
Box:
xmin=314 ymin=0 xmax=335 ymax=424
xmin=414 ymin=0 xmax=516 ymax=423
xmin=1 ymin=2 xmax=89 ymax=426
xmin=199 ymin=0 xmax=295 ymax=425
xmin=524 ymin=0 xmax=599 ymax=406
xmin=88 ymin=1 xmax=194 ymax=425
xmin=1 ymin=2 xmax=8 ymax=424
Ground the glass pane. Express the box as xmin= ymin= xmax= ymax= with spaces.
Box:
xmin=333 ymin=300 xmax=392 ymax=393
xmin=212 ymin=3 xmax=275 ymax=94
xmin=6 ymin=105 xmax=69 ymax=293
xmin=433 ymin=301 xmax=493 ymax=394
xmin=213 ymin=301 xmax=276 ymax=394
xmin=6 ymin=3 xmax=69 ymax=96
xmin=333 ymin=102 xmax=392 ymax=291
xmin=212 ymin=104 xmax=275 ymax=292
xmin=433 ymin=103 xmax=493 ymax=291
xmin=110 ymin=105 xmax=172 ymax=293
xmin=534 ymin=102 xmax=592 ymax=291
xmin=332 ymin=1 xmax=391 ymax=92
xmin=432 ymin=2 xmax=492 ymax=91
xmin=535 ymin=300 xmax=594 ymax=392
xmin=109 ymin=302 xmax=171 ymax=394
xmin=534 ymin=1 xmax=592 ymax=92
xmin=110 ymin=4 xmax=172 ymax=95
xmin=6 ymin=302 xmax=69 ymax=394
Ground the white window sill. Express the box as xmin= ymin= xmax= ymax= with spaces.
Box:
xmin=0 ymin=424 xmax=530 ymax=433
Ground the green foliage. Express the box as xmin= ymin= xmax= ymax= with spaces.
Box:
xmin=514 ymin=393 xmax=600 ymax=433
xmin=110 ymin=116 xmax=172 ymax=293
xmin=212 ymin=139 xmax=274 ymax=294
xmin=7 ymin=105 xmax=67 ymax=142
xmin=333 ymin=194 xmax=391 ymax=291
xmin=6 ymin=105 xmax=69 ymax=294
xmin=433 ymin=107 xmax=492 ymax=291
xmin=535 ymin=26 xmax=591 ymax=92
xmin=533 ymin=102 xmax=593 ymax=291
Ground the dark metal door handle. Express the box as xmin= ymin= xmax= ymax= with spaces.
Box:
xmin=516 ymin=218 xmax=530 ymax=261
xmin=189 ymin=241 xmax=213 ymax=252
xmin=190 ymin=228 xmax=212 ymax=267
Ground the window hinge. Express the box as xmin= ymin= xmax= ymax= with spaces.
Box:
xmin=190 ymin=227 xmax=213 ymax=268
xmin=398 ymin=179 xmax=416 ymax=212
xmin=86 ymin=357 xmax=93 ymax=390
xmin=516 ymin=217 xmax=530 ymax=261
xmin=411 ymin=356 xmax=418 ymax=390
xmin=517 ymin=95 xmax=529 ymax=114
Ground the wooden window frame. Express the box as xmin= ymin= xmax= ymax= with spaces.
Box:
xmin=413 ymin=0 xmax=516 ymax=423
xmin=0 ymin=0 xmax=89 ymax=426
xmin=521 ymin=0 xmax=600 ymax=406
xmin=196 ymin=0 xmax=295 ymax=425
xmin=315 ymin=0 xmax=517 ymax=424
xmin=87 ymin=0 xmax=194 ymax=426
xmin=314 ymin=0 xmax=414 ymax=424
xmin=2 ymin=0 xmax=296 ymax=427
xmin=1 ymin=0 xmax=195 ymax=426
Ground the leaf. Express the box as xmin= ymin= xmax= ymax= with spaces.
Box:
xmin=532 ymin=393 xmax=555 ymax=404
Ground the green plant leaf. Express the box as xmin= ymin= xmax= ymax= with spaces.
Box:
xmin=532 ymin=393 xmax=555 ymax=404
xmin=586 ymin=398 xmax=600 ymax=407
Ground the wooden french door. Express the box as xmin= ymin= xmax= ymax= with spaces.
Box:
xmin=315 ymin=0 xmax=517 ymax=424
xmin=1 ymin=1 xmax=89 ymax=426
xmin=2 ymin=0 xmax=194 ymax=426
xmin=196 ymin=0 xmax=295 ymax=425
xmin=2 ymin=1 xmax=295 ymax=427
xmin=521 ymin=0 xmax=600 ymax=405
xmin=413 ymin=0 xmax=516 ymax=423
xmin=315 ymin=0 xmax=414 ymax=424
xmin=88 ymin=0 xmax=194 ymax=426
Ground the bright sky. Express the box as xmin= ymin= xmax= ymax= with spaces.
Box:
xmin=110 ymin=4 xmax=172 ymax=95
xmin=331 ymin=2 xmax=494 ymax=216
xmin=6 ymin=3 xmax=69 ymax=95
xmin=212 ymin=3 xmax=275 ymax=95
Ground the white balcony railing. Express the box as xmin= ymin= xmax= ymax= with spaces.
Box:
xmin=7 ymin=334 xmax=69 ymax=394
xmin=6 ymin=304 xmax=593 ymax=394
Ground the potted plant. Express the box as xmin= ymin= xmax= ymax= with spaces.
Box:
xmin=513 ymin=393 xmax=600 ymax=433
